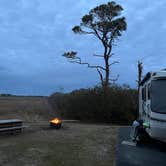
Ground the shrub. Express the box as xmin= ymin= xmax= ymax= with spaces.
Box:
xmin=49 ymin=85 xmax=138 ymax=125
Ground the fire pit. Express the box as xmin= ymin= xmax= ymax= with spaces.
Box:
xmin=49 ymin=118 xmax=62 ymax=129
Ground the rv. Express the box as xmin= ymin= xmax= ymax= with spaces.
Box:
xmin=131 ymin=70 xmax=166 ymax=142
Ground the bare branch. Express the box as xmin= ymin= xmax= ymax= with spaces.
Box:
xmin=92 ymin=28 xmax=103 ymax=42
xmin=72 ymin=26 xmax=96 ymax=35
xmin=108 ymin=53 xmax=114 ymax=58
xmin=81 ymin=30 xmax=95 ymax=35
xmin=69 ymin=56 xmax=106 ymax=71
xmin=93 ymin=54 xmax=104 ymax=58
xmin=97 ymin=68 xmax=104 ymax=86
xmin=109 ymin=61 xmax=119 ymax=66
xmin=109 ymin=74 xmax=119 ymax=83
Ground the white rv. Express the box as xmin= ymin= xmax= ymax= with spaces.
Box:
xmin=131 ymin=70 xmax=166 ymax=142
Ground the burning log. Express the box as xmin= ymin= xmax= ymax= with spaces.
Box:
xmin=49 ymin=118 xmax=62 ymax=129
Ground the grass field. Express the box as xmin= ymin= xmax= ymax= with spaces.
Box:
xmin=0 ymin=96 xmax=118 ymax=166
xmin=0 ymin=96 xmax=55 ymax=121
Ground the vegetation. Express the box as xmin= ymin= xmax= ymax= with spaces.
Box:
xmin=63 ymin=1 xmax=127 ymax=90
xmin=0 ymin=123 xmax=117 ymax=166
xmin=49 ymin=85 xmax=138 ymax=125
xmin=0 ymin=93 xmax=14 ymax=96
xmin=0 ymin=96 xmax=54 ymax=122
xmin=0 ymin=97 xmax=117 ymax=166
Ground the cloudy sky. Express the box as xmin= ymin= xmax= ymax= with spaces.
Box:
xmin=0 ymin=0 xmax=166 ymax=95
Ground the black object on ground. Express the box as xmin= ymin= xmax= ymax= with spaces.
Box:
xmin=50 ymin=123 xmax=61 ymax=129
xmin=49 ymin=118 xmax=62 ymax=129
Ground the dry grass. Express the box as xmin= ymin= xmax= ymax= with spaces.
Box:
xmin=0 ymin=123 xmax=118 ymax=166
xmin=0 ymin=96 xmax=55 ymax=122
xmin=0 ymin=96 xmax=118 ymax=166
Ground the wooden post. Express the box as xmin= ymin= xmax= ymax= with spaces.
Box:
xmin=137 ymin=61 xmax=143 ymax=119
xmin=138 ymin=61 xmax=143 ymax=88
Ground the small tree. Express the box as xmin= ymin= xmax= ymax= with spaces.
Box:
xmin=63 ymin=1 xmax=127 ymax=91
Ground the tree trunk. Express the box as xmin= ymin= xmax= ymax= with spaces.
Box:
xmin=105 ymin=57 xmax=109 ymax=88
xmin=103 ymin=44 xmax=110 ymax=91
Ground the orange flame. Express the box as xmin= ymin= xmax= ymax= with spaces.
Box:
xmin=50 ymin=118 xmax=61 ymax=124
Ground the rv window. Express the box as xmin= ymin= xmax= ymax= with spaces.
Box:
xmin=151 ymin=80 xmax=166 ymax=113
xmin=142 ymin=88 xmax=144 ymax=100
xmin=147 ymin=84 xmax=150 ymax=100
xmin=145 ymin=85 xmax=147 ymax=101
xmin=142 ymin=87 xmax=146 ymax=101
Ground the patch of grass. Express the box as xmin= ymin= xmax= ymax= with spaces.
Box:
xmin=0 ymin=123 xmax=118 ymax=166
xmin=0 ymin=96 xmax=55 ymax=122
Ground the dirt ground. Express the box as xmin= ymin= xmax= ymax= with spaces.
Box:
xmin=0 ymin=97 xmax=118 ymax=166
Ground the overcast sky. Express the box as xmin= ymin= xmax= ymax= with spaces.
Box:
xmin=0 ymin=0 xmax=166 ymax=95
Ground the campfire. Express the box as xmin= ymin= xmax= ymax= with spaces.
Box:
xmin=49 ymin=118 xmax=62 ymax=129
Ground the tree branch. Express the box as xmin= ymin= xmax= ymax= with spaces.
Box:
xmin=97 ymin=68 xmax=104 ymax=86
xmin=69 ymin=57 xmax=106 ymax=71
xmin=109 ymin=61 xmax=119 ymax=66
xmin=108 ymin=53 xmax=114 ymax=58
xmin=92 ymin=28 xmax=103 ymax=42
xmin=93 ymin=54 xmax=104 ymax=58
xmin=109 ymin=74 xmax=119 ymax=83
xmin=81 ymin=30 xmax=95 ymax=35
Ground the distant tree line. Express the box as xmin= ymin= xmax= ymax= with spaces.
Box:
xmin=49 ymin=84 xmax=138 ymax=125
xmin=0 ymin=94 xmax=14 ymax=97
xmin=0 ymin=94 xmax=46 ymax=97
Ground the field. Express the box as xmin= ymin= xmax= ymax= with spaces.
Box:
xmin=0 ymin=96 xmax=118 ymax=166
xmin=0 ymin=96 xmax=55 ymax=121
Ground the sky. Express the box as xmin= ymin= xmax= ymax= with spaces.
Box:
xmin=0 ymin=0 xmax=166 ymax=96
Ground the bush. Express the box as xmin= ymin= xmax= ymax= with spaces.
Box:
xmin=49 ymin=85 xmax=138 ymax=125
